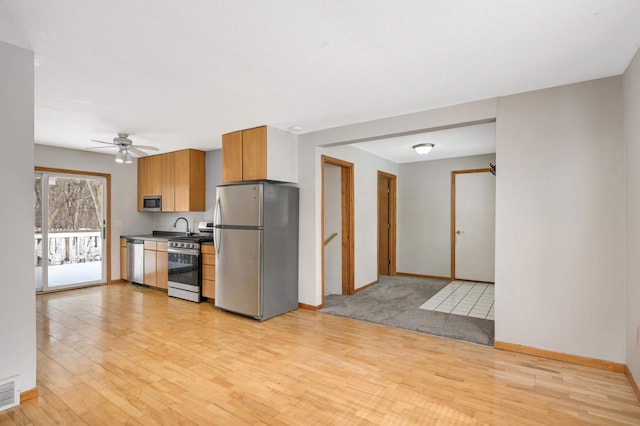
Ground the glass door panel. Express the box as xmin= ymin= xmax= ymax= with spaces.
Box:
xmin=35 ymin=171 xmax=107 ymax=292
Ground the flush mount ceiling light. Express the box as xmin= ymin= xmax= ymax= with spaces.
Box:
xmin=413 ymin=143 xmax=434 ymax=155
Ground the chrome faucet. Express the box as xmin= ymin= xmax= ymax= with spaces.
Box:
xmin=174 ymin=216 xmax=190 ymax=235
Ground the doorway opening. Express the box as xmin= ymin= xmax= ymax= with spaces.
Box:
xmin=377 ymin=171 xmax=397 ymax=276
xmin=321 ymin=155 xmax=354 ymax=303
xmin=35 ymin=167 xmax=111 ymax=292
xmin=451 ymin=168 xmax=495 ymax=282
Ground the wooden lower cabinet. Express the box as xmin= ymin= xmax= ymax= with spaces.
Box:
xmin=144 ymin=241 xmax=157 ymax=287
xmin=120 ymin=238 xmax=128 ymax=281
xmin=156 ymin=242 xmax=168 ymax=289
xmin=201 ymin=244 xmax=215 ymax=299
xmin=143 ymin=240 xmax=168 ymax=289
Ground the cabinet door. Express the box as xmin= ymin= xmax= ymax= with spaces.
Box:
xmin=174 ymin=150 xmax=206 ymax=211
xmin=147 ymin=155 xmax=162 ymax=197
xmin=242 ymin=126 xmax=267 ymax=181
xmin=137 ymin=157 xmax=148 ymax=211
xmin=156 ymin=245 xmax=168 ymax=290
xmin=188 ymin=150 xmax=206 ymax=211
xmin=222 ymin=131 xmax=243 ymax=183
xmin=202 ymin=279 xmax=215 ymax=299
xmin=138 ymin=155 xmax=163 ymax=211
xmin=161 ymin=152 xmax=175 ymax=212
xmin=120 ymin=246 xmax=128 ymax=280
xmin=144 ymin=249 xmax=157 ymax=287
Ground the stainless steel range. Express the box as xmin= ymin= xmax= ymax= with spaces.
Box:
xmin=167 ymin=222 xmax=213 ymax=302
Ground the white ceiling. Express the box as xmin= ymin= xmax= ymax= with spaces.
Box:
xmin=353 ymin=122 xmax=496 ymax=163
xmin=1 ymin=1 xmax=640 ymax=158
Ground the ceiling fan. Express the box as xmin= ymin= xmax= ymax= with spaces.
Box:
xmin=88 ymin=133 xmax=159 ymax=163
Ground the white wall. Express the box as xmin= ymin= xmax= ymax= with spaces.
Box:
xmin=323 ymin=163 xmax=342 ymax=295
xmin=298 ymin=99 xmax=497 ymax=306
xmin=319 ymin=145 xmax=398 ymax=292
xmin=0 ymin=41 xmax=36 ymax=394
xmin=149 ymin=149 xmax=222 ymax=232
xmin=495 ymin=77 xmax=625 ymax=363
xmin=34 ymin=145 xmax=151 ymax=280
xmin=397 ymin=154 xmax=496 ymax=277
xmin=624 ymin=48 xmax=640 ymax=381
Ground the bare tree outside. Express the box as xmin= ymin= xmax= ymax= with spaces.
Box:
xmin=35 ymin=174 xmax=104 ymax=267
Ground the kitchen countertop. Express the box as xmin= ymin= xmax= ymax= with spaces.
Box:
xmin=121 ymin=231 xmax=189 ymax=242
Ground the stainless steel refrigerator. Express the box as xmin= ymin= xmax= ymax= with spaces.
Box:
xmin=213 ymin=181 xmax=299 ymax=321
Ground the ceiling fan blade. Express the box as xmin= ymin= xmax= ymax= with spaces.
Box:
xmin=90 ymin=139 xmax=114 ymax=145
xmin=127 ymin=147 xmax=149 ymax=157
xmin=132 ymin=145 xmax=159 ymax=151
xmin=86 ymin=145 xmax=117 ymax=150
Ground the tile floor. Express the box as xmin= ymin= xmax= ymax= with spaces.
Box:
xmin=419 ymin=281 xmax=494 ymax=320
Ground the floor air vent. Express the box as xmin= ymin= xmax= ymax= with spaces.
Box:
xmin=0 ymin=375 xmax=19 ymax=411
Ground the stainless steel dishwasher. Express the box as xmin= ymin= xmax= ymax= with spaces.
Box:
xmin=126 ymin=238 xmax=145 ymax=284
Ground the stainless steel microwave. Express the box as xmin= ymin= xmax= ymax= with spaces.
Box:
xmin=143 ymin=196 xmax=162 ymax=212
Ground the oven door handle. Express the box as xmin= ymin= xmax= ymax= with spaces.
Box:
xmin=168 ymin=247 xmax=200 ymax=256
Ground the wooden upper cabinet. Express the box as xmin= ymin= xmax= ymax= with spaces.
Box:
xmin=242 ymin=126 xmax=267 ymax=181
xmin=174 ymin=149 xmax=205 ymax=212
xmin=137 ymin=155 xmax=162 ymax=211
xmin=222 ymin=131 xmax=243 ymax=183
xmin=146 ymin=156 xmax=162 ymax=196
xmin=138 ymin=149 xmax=205 ymax=212
xmin=222 ymin=125 xmax=297 ymax=183
xmin=161 ymin=152 xmax=175 ymax=212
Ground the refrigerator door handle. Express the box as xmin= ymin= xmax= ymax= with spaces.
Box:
xmin=214 ymin=195 xmax=222 ymax=254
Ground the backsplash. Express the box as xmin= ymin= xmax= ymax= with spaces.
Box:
xmin=150 ymin=211 xmax=212 ymax=233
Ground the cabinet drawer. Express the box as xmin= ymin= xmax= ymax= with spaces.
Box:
xmin=144 ymin=240 xmax=157 ymax=250
xmin=203 ymin=264 xmax=215 ymax=281
xmin=156 ymin=241 xmax=168 ymax=252
xmin=202 ymin=253 xmax=215 ymax=266
xmin=202 ymin=279 xmax=215 ymax=299
xmin=201 ymin=245 xmax=215 ymax=254
xmin=120 ymin=237 xmax=127 ymax=248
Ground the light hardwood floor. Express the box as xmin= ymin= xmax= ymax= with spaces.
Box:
xmin=2 ymin=283 xmax=639 ymax=425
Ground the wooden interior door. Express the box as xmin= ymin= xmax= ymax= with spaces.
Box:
xmin=378 ymin=175 xmax=390 ymax=275
xmin=321 ymin=155 xmax=355 ymax=302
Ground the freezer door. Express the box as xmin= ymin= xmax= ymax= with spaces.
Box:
xmin=215 ymin=228 xmax=262 ymax=318
xmin=216 ymin=183 xmax=263 ymax=227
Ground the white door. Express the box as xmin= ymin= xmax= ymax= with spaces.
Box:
xmin=454 ymin=171 xmax=495 ymax=282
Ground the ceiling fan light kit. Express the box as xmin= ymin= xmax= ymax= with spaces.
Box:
xmin=413 ymin=143 xmax=434 ymax=155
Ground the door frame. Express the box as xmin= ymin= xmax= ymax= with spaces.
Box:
xmin=321 ymin=155 xmax=355 ymax=302
xmin=377 ymin=171 xmax=397 ymax=276
xmin=35 ymin=167 xmax=112 ymax=287
xmin=450 ymin=168 xmax=492 ymax=280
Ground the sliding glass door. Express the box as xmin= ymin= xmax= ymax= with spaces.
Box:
xmin=35 ymin=171 xmax=107 ymax=292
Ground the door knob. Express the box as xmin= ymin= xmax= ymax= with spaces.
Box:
xmin=456 ymin=230 xmax=464 ymax=235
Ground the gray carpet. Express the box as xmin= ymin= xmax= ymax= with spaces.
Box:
xmin=320 ymin=275 xmax=495 ymax=346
